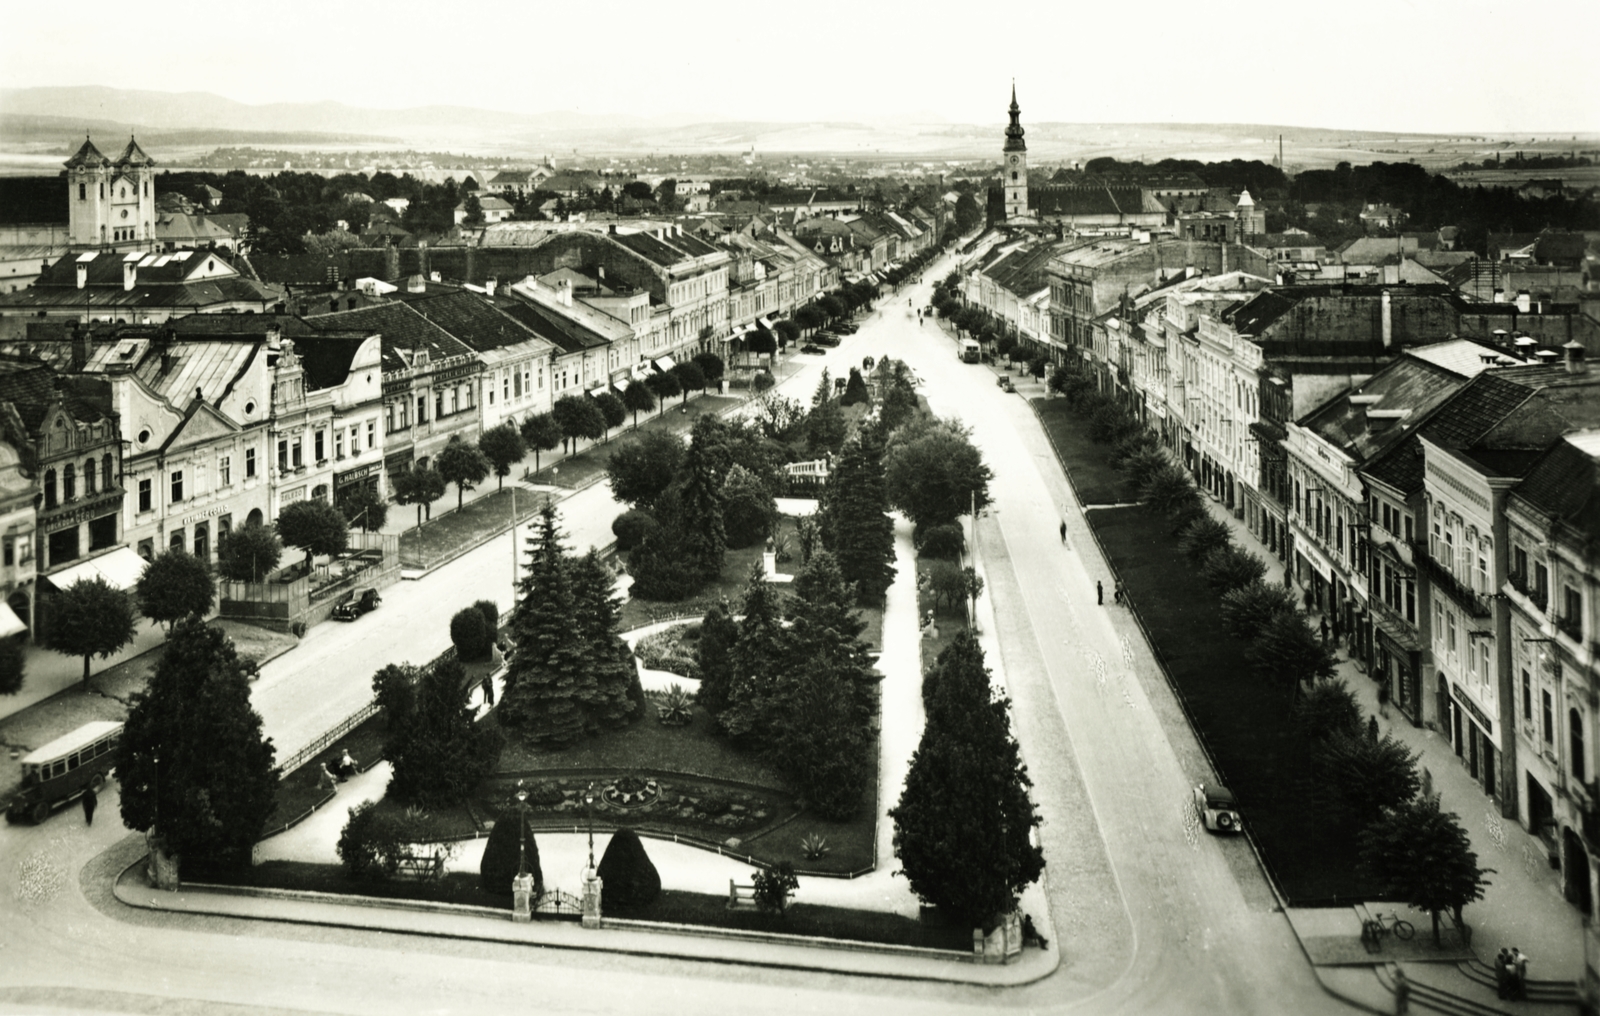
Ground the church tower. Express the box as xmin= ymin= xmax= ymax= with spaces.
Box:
xmin=66 ymin=135 xmax=156 ymax=252
xmin=1002 ymin=83 xmax=1028 ymax=221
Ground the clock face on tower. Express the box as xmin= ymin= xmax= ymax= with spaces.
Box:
xmin=1009 ymin=156 xmax=1019 ymax=165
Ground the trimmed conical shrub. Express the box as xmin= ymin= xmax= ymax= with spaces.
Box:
xmin=596 ymin=827 xmax=661 ymax=909
xmin=479 ymin=806 xmax=542 ymax=896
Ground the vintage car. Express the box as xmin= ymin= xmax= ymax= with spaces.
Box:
xmin=1193 ymin=783 xmax=1242 ymax=833
xmin=332 ymin=587 xmax=382 ymax=621
xmin=800 ymin=343 xmax=825 ymax=355
xmin=834 ymin=322 xmax=859 ymax=334
xmin=997 ymin=375 xmax=1014 ymax=392
xmin=813 ymin=333 xmax=841 ymax=348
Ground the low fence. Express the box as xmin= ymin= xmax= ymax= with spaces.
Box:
xmin=222 ymin=532 xmax=400 ymax=632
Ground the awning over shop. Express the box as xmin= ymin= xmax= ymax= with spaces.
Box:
xmin=612 ymin=376 xmax=630 ymax=392
xmin=0 ymin=602 xmax=25 ymax=638
xmin=652 ymin=355 xmax=677 ymax=373
xmin=44 ymin=546 xmax=147 ymax=592
xmin=586 ymin=386 xmax=604 ymax=398
xmin=757 ymin=316 xmax=775 ymax=331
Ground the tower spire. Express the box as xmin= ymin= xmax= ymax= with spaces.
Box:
xmin=1003 ymin=82 xmax=1026 ymax=153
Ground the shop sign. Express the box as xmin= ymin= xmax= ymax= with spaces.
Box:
xmin=1449 ymin=680 xmax=1493 ymax=735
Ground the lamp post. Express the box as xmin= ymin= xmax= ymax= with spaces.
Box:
xmin=581 ymin=782 xmax=603 ymax=929
xmin=511 ymin=781 xmax=533 ymax=922
xmin=583 ymin=782 xmax=596 ymax=871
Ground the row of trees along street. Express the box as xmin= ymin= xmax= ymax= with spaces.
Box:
xmin=1050 ymin=360 xmax=1492 ymax=941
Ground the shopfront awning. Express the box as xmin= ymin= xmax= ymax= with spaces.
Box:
xmin=612 ymin=376 xmax=629 ymax=392
xmin=652 ymin=355 xmax=677 ymax=373
xmin=44 ymin=546 xmax=147 ymax=593
xmin=0 ymin=602 xmax=25 ymax=638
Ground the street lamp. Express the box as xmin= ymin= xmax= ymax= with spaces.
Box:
xmin=583 ymin=782 xmax=597 ymax=871
xmin=515 ymin=781 xmax=529 ymax=878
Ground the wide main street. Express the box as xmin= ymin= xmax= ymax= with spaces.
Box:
xmin=0 ymin=254 xmax=1351 ymax=1014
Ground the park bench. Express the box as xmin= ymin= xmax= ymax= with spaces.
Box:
xmin=393 ymin=850 xmax=445 ymax=881
xmin=727 ymin=879 xmax=758 ymax=910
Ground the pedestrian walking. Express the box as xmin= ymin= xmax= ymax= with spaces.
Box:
xmin=338 ymin=749 xmax=358 ymax=781
xmin=1302 ymin=587 xmax=1314 ymax=612
xmin=81 ymin=785 xmax=97 ymax=826
xmin=1392 ymin=967 xmax=1410 ymax=1014
xmin=1378 ymin=682 xmax=1391 ymax=719
xmin=482 ymin=674 xmax=495 ymax=706
xmin=1097 ymin=580 xmax=1104 ymax=605
xmin=1319 ymin=616 xmax=1331 ymax=644
xmin=318 ymin=763 xmax=337 ymax=792
xmin=1495 ymin=948 xmax=1512 ymax=999
xmin=1512 ymin=949 xmax=1530 ymax=1000
xmin=1059 ymin=520 xmax=1067 ymax=543
xmin=1113 ymin=583 xmax=1124 ymax=605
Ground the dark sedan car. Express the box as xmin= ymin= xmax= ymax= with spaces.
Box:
xmin=813 ymin=334 xmax=841 ymax=347
xmin=800 ymin=343 xmax=825 ymax=354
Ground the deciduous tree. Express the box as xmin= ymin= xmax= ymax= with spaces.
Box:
xmin=605 ymin=430 xmax=684 ymax=511
xmin=553 ymin=394 xmax=606 ymax=453
xmin=337 ymin=483 xmax=389 ymax=533
xmin=671 ymin=361 xmax=706 ymax=405
xmin=1360 ymin=796 xmax=1492 ymax=944
xmin=135 ymin=549 xmax=214 ymax=632
xmin=1246 ymin=611 xmax=1337 ymax=705
xmin=621 ymin=382 xmax=656 ymax=428
xmin=884 ymin=422 xmax=992 ymax=528
xmin=217 ymin=522 xmax=283 ymax=582
xmin=46 ymin=576 xmax=138 ymax=687
xmin=1220 ymin=580 xmax=1300 ymax=641
xmin=437 ymin=436 xmax=491 ymax=510
xmin=520 ymin=412 xmax=563 ymax=471
xmin=478 ymin=423 xmax=526 ymax=490
xmin=644 ymin=370 xmax=680 ymax=411
xmin=721 ymin=464 xmax=776 ymax=549
xmin=277 ymin=498 xmax=349 ymax=571
xmin=593 ymin=390 xmax=627 ymax=437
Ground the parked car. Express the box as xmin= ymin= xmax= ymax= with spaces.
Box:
xmin=1193 ymin=783 xmax=1241 ymax=833
xmin=813 ymin=334 xmax=841 ymax=348
xmin=997 ymin=375 xmax=1014 ymax=392
xmin=834 ymin=322 xmax=859 ymax=334
xmin=332 ymin=587 xmax=382 ymax=621
xmin=800 ymin=343 xmax=825 ymax=355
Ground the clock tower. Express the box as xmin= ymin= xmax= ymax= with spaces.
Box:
xmin=1002 ymin=83 xmax=1028 ymax=221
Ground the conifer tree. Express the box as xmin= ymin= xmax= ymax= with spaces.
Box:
xmin=789 ymin=551 xmax=876 ymax=721
xmin=694 ymin=600 xmax=738 ymax=718
xmin=500 ymin=503 xmax=591 ymax=748
xmin=679 ymin=415 xmax=729 ymax=584
xmin=891 ymin=630 xmax=1044 ymax=928
xmin=719 ymin=561 xmax=789 ymax=741
xmin=571 ymin=549 xmax=636 ymax=729
xmin=820 ymin=429 xmax=897 ymax=603
xmin=387 ymin=657 xmax=503 ymax=809
xmin=118 ymin=619 xmax=279 ymax=874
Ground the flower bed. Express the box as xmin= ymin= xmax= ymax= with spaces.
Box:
xmin=480 ymin=773 xmax=790 ymax=842
xmin=634 ymin=623 xmax=700 ymax=676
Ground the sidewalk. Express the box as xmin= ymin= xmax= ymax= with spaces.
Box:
xmin=1193 ymin=489 xmax=1587 ymax=988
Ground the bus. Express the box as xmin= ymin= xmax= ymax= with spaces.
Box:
xmin=6 ymin=720 xmax=122 ymax=824
xmin=959 ymin=339 xmax=982 ymax=363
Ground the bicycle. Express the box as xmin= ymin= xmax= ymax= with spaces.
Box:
xmin=1362 ymin=912 xmax=1415 ymax=943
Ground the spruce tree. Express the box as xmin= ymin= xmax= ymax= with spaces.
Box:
xmin=387 ymin=657 xmax=504 ymax=809
xmin=500 ymin=503 xmax=592 ymax=748
xmin=694 ymin=600 xmax=738 ymax=718
xmin=679 ymin=416 xmax=729 ymax=585
xmin=820 ymin=430 xmax=897 ymax=604
xmin=891 ymin=630 xmax=1044 ymax=928
xmin=571 ymin=549 xmax=637 ymax=730
xmin=719 ymin=561 xmax=790 ymax=741
xmin=117 ymin=619 xmax=279 ymax=874
xmin=789 ymin=551 xmax=877 ymax=722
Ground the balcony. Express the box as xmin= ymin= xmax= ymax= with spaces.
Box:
xmin=1418 ymin=554 xmax=1492 ymax=618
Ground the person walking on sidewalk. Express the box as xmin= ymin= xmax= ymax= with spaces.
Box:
xmin=81 ymin=785 xmax=97 ymax=826
xmin=1319 ymin=616 xmax=1331 ymax=644
xmin=1511 ymin=949 xmax=1530 ymax=1000
xmin=1495 ymin=948 xmax=1512 ymax=999
xmin=1097 ymin=580 xmax=1104 ymax=605
xmin=1392 ymin=966 xmax=1410 ymax=1014
xmin=1059 ymin=520 xmax=1067 ymax=543
xmin=1113 ymin=583 xmax=1124 ymax=605
xmin=481 ymin=674 xmax=495 ymax=706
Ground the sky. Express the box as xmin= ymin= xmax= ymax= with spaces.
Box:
xmin=2 ymin=0 xmax=1597 ymax=134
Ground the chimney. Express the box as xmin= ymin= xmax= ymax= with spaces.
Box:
xmin=407 ymin=274 xmax=426 ymax=294
xmin=558 ymin=279 xmax=573 ymax=307
xmin=1380 ymin=290 xmax=1393 ymax=349
xmin=485 ymin=278 xmax=497 ymax=297
xmin=76 ymin=262 xmax=88 ymax=290
xmin=429 ymin=271 xmax=441 ymax=283
xmin=676 ymin=224 xmax=683 ymax=237
xmin=1493 ymin=288 xmax=1505 ymax=303
xmin=1564 ymin=339 xmax=1587 ymax=374
xmin=123 ymin=260 xmax=136 ymax=292
xmin=597 ymin=265 xmax=605 ymax=280
xmin=608 ymin=223 xmax=618 ymax=235
xmin=1536 ymin=349 xmax=1560 ymax=365
xmin=1515 ymin=290 xmax=1531 ymax=313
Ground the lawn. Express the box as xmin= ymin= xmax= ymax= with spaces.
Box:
xmin=398 ymin=488 xmax=546 ymax=570
xmin=532 ymin=394 xmax=746 ymax=492
xmin=190 ymin=859 xmax=513 ymax=911
xmin=264 ymin=712 xmax=390 ymax=834
xmin=525 ymin=448 xmax=608 ymax=490
xmin=1031 ymin=399 xmax=1137 ymax=506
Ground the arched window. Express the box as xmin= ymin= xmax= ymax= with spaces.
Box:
xmin=1573 ymin=709 xmax=1587 ymax=783
xmin=43 ymin=468 xmax=56 ymax=509
xmin=83 ymin=457 xmax=95 ymax=495
xmin=102 ymin=454 xmax=112 ymax=490
xmin=62 ymin=464 xmax=74 ymax=501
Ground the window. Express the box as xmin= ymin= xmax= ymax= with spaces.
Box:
xmin=1444 ymin=527 xmax=1455 ymax=573
xmin=1434 ymin=602 xmax=1445 ymax=647
xmin=169 ymin=530 xmax=184 ymax=552
xmin=219 ymin=456 xmax=231 ymax=486
xmin=1565 ymin=585 xmax=1582 ymax=632
xmin=78 ymin=183 xmax=85 ymax=200
xmin=1574 ymin=709 xmax=1588 ymax=782
xmin=1447 ymin=610 xmax=1457 ymax=658
xmin=386 ymin=403 xmax=396 ymax=433
xmin=349 ymin=425 xmax=359 ymax=453
xmin=102 ymin=454 xmax=112 ymax=490
xmin=83 ymin=458 xmax=95 ymax=495
xmin=193 ymin=524 xmax=208 ymax=560
xmin=292 ymin=437 xmax=302 ymax=469
xmin=435 ymin=392 xmax=444 ymax=418
xmin=1477 ymin=550 xmax=1490 ymax=595
xmin=367 ymin=420 xmax=375 ymax=449
xmin=278 ymin=439 xmax=288 ymax=471
xmin=449 ymin=387 xmax=459 ymax=415
xmin=1514 ymin=545 xmax=1528 ymax=581
xmin=506 ymin=373 xmax=514 ymax=400
xmin=63 ymin=463 xmax=76 ymax=502
xmin=417 ymin=396 xmax=428 ymax=424
xmin=314 ymin=430 xmax=325 ymax=462
xmin=1544 ymin=689 xmax=1555 ymax=745
xmin=1535 ymin=562 xmax=1550 ymax=603
xmin=1523 ymin=669 xmax=1533 ymax=727
xmin=170 ymin=470 xmax=183 ymax=504
xmin=48 ymin=527 xmax=79 ymax=565
xmin=335 ymin=431 xmax=344 ymax=460
xmin=138 ymin=478 xmax=151 ymax=513
xmin=1404 ymin=578 xmax=1415 ymax=623
xmin=246 ymin=448 xmax=256 ymax=478
xmin=1478 ymin=641 xmax=1491 ymax=687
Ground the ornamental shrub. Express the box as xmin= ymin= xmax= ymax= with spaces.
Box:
xmin=597 ymin=827 xmax=662 ymax=909
xmin=917 ymin=523 xmax=965 ymax=559
xmin=612 ymin=508 xmax=659 ymax=551
xmin=337 ymin=801 xmax=403 ymax=880
xmin=479 ymin=803 xmax=542 ymax=896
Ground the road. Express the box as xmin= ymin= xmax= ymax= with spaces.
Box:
xmin=0 ymin=254 xmax=1354 ymax=1014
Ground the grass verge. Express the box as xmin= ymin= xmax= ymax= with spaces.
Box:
xmin=398 ymin=488 xmax=545 ymax=570
xmin=265 ymin=713 xmax=389 ymax=832
xmin=1032 ymin=399 xmax=1136 ymax=506
xmin=608 ymin=889 xmax=970 ymax=951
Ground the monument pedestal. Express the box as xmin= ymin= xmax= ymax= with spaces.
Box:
xmin=582 ymin=868 xmax=603 ymax=929
xmin=511 ymin=872 xmax=534 ymax=922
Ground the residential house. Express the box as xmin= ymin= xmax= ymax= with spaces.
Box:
xmin=1360 ymin=203 xmax=1405 ymax=232
xmin=454 ymin=196 xmax=514 ymax=226
xmin=501 ymin=276 xmax=636 ymax=398
xmin=0 ymin=358 xmax=127 ymax=643
xmin=304 ymin=302 xmax=484 ymax=483
xmin=0 ymin=248 xmax=283 ymax=338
